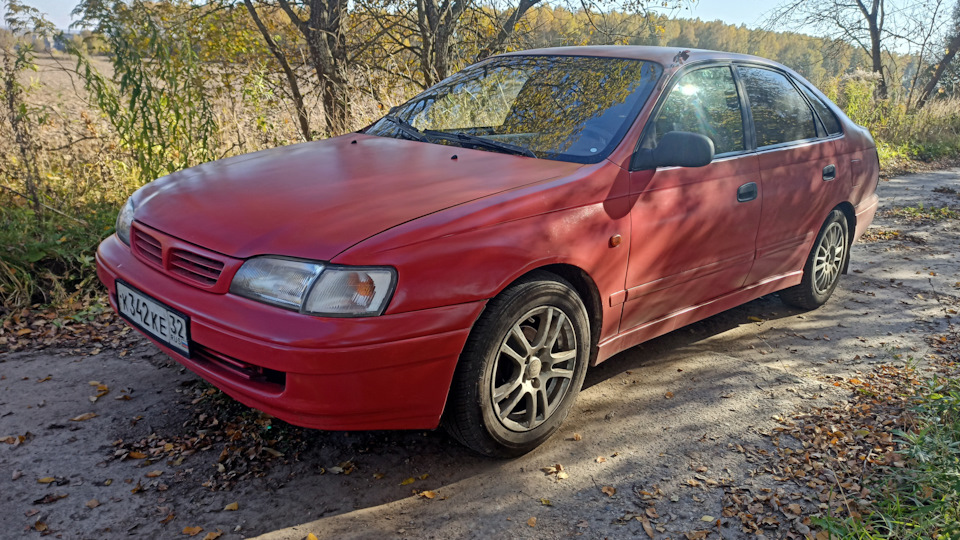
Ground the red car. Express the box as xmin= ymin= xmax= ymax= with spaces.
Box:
xmin=97 ymin=46 xmax=879 ymax=457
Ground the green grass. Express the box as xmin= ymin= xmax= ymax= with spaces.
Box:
xmin=885 ymin=204 xmax=960 ymax=222
xmin=814 ymin=378 xmax=960 ymax=539
xmin=0 ymin=200 xmax=118 ymax=310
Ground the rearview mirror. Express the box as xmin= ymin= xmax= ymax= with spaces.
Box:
xmin=633 ymin=131 xmax=715 ymax=170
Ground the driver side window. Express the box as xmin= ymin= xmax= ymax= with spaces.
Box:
xmin=653 ymin=66 xmax=745 ymax=155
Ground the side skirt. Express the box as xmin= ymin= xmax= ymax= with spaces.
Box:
xmin=594 ymin=271 xmax=803 ymax=364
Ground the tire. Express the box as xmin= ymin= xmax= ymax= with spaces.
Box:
xmin=780 ymin=209 xmax=850 ymax=310
xmin=443 ymin=272 xmax=590 ymax=458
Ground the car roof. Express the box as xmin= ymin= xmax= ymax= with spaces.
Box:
xmin=496 ymin=46 xmax=782 ymax=71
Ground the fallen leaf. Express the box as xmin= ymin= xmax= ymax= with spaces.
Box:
xmin=400 ymin=477 xmax=415 ymax=486
xmin=556 ymin=471 xmax=568 ymax=480
xmin=223 ymin=502 xmax=238 ymax=511
xmin=37 ymin=477 xmax=56 ymax=484
xmin=145 ymin=470 xmax=163 ymax=478
xmin=182 ymin=526 xmax=204 ymax=536
xmin=685 ymin=531 xmax=709 ymax=540
xmin=601 ymin=486 xmax=616 ymax=497
xmin=202 ymin=530 xmax=223 ymax=540
xmin=33 ymin=493 xmax=68 ymax=504
xmin=86 ymin=499 xmax=100 ymax=509
xmin=25 ymin=509 xmax=39 ymax=517
xmin=527 ymin=517 xmax=537 ymax=527
xmin=70 ymin=412 xmax=97 ymax=422
xmin=128 ymin=451 xmax=147 ymax=459
xmin=638 ymin=515 xmax=655 ymax=538
xmin=419 ymin=490 xmax=437 ymax=499
xmin=419 ymin=473 xmax=429 ymax=480
xmin=596 ymin=456 xmax=607 ymax=463
xmin=748 ymin=316 xmax=765 ymax=322
xmin=160 ymin=514 xmax=175 ymax=524
xmin=306 ymin=535 xmax=319 ymax=540
xmin=645 ymin=507 xmax=659 ymax=519
xmin=665 ymin=391 xmax=674 ymax=399
xmin=539 ymin=498 xmax=552 ymax=506
xmin=373 ymin=473 xmax=385 ymax=479
xmin=34 ymin=521 xmax=47 ymax=532
xmin=131 ymin=480 xmax=144 ymax=494
xmin=701 ymin=515 xmax=715 ymax=521
xmin=570 ymin=433 xmax=583 ymax=441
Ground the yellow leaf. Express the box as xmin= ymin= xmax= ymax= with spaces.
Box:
xmin=527 ymin=517 xmax=537 ymax=527
xmin=602 ymin=486 xmax=616 ymax=497
xmin=202 ymin=531 xmax=223 ymax=540
xmin=665 ymin=391 xmax=674 ymax=399
xmin=701 ymin=515 xmax=715 ymax=521
xmin=34 ymin=521 xmax=48 ymax=532
xmin=539 ymin=498 xmax=552 ymax=506
xmin=373 ymin=473 xmax=385 ymax=479
xmin=182 ymin=526 xmax=204 ymax=536
xmin=223 ymin=502 xmax=238 ymax=511
xmin=419 ymin=490 xmax=436 ymax=499
xmin=307 ymin=534 xmax=319 ymax=540
xmin=129 ymin=451 xmax=147 ymax=459
xmin=748 ymin=316 xmax=764 ymax=322
xmin=145 ymin=470 xmax=163 ymax=478
xmin=15 ymin=328 xmax=32 ymax=336
xmin=596 ymin=456 xmax=607 ymax=463
xmin=556 ymin=471 xmax=568 ymax=480
xmin=70 ymin=412 xmax=97 ymax=422
xmin=37 ymin=477 xmax=56 ymax=484
xmin=570 ymin=433 xmax=582 ymax=441
xmin=419 ymin=473 xmax=429 ymax=480
xmin=400 ymin=477 xmax=415 ymax=486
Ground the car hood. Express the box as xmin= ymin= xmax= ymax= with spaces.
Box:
xmin=133 ymin=134 xmax=583 ymax=260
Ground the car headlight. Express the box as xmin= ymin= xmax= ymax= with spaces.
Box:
xmin=116 ymin=198 xmax=136 ymax=246
xmin=230 ymin=257 xmax=396 ymax=317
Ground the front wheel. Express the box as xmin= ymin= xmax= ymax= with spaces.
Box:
xmin=443 ymin=272 xmax=590 ymax=458
xmin=781 ymin=209 xmax=850 ymax=310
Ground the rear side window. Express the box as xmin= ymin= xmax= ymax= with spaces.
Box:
xmin=798 ymin=84 xmax=842 ymax=135
xmin=653 ymin=66 xmax=745 ymax=155
xmin=739 ymin=67 xmax=817 ymax=147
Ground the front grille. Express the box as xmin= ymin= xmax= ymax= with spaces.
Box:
xmin=132 ymin=229 xmax=162 ymax=267
xmin=169 ymin=249 xmax=224 ymax=286
xmin=193 ymin=345 xmax=286 ymax=390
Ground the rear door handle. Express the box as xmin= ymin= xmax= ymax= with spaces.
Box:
xmin=823 ymin=164 xmax=836 ymax=181
xmin=737 ymin=182 xmax=758 ymax=202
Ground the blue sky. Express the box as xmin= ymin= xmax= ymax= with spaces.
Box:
xmin=17 ymin=0 xmax=777 ymax=31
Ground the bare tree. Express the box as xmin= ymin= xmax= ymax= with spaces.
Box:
xmin=242 ymin=0 xmax=312 ymax=140
xmin=769 ymin=0 xmax=888 ymax=97
xmin=915 ymin=1 xmax=960 ymax=109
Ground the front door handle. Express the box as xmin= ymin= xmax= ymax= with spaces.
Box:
xmin=823 ymin=164 xmax=836 ymax=181
xmin=737 ymin=182 xmax=758 ymax=202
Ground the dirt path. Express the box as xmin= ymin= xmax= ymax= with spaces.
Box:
xmin=2 ymin=170 xmax=959 ymax=539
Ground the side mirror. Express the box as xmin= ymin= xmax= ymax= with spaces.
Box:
xmin=633 ymin=131 xmax=715 ymax=170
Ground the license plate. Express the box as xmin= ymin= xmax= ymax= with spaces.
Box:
xmin=116 ymin=280 xmax=190 ymax=356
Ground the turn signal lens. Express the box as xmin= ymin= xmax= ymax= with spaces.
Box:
xmin=303 ymin=267 xmax=396 ymax=316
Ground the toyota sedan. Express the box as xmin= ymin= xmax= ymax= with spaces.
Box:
xmin=96 ymin=46 xmax=880 ymax=457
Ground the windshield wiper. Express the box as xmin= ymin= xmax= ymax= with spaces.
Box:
xmin=423 ymin=130 xmax=537 ymax=158
xmin=381 ymin=114 xmax=430 ymax=143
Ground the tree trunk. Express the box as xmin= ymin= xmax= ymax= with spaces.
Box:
xmin=243 ymin=0 xmax=312 ymax=141
xmin=856 ymin=0 xmax=887 ymax=98
xmin=916 ymin=32 xmax=960 ymax=109
xmin=278 ymin=0 xmax=352 ymax=136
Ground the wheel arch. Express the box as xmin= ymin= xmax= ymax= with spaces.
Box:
xmin=835 ymin=201 xmax=856 ymax=274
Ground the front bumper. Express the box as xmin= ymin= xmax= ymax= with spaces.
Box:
xmin=96 ymin=234 xmax=485 ymax=430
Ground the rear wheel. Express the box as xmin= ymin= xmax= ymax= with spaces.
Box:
xmin=444 ymin=272 xmax=590 ymax=457
xmin=781 ymin=209 xmax=849 ymax=309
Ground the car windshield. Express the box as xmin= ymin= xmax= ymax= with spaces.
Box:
xmin=366 ymin=55 xmax=663 ymax=163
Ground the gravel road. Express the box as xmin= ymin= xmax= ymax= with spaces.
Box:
xmin=2 ymin=169 xmax=959 ymax=539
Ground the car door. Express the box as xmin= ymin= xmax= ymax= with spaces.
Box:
xmin=620 ymin=65 xmax=762 ymax=332
xmin=736 ymin=66 xmax=846 ymax=285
